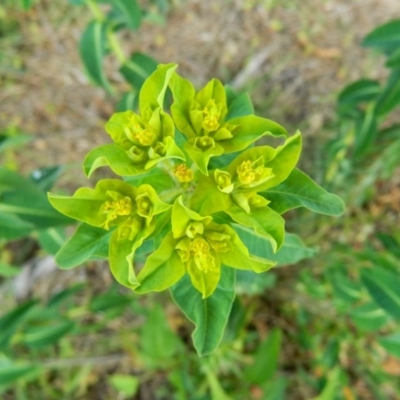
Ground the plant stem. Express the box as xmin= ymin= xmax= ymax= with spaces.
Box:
xmin=107 ymin=28 xmax=127 ymax=65
xmin=85 ymin=0 xmax=104 ymax=22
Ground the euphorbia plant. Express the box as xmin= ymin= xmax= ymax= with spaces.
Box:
xmin=49 ymin=64 xmax=344 ymax=355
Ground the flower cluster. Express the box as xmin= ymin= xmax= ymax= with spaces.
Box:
xmin=49 ymin=64 xmax=302 ymax=298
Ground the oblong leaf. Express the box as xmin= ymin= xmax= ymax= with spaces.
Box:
xmin=55 ymin=223 xmax=111 ymax=269
xmin=338 ymin=79 xmax=380 ymax=107
xmin=379 ymin=333 xmax=400 ymax=358
xmin=23 ymin=321 xmax=75 ymax=349
xmin=361 ymin=267 xmax=400 ymax=320
xmin=79 ymin=20 xmax=112 ymax=92
xmin=0 ymin=363 xmax=42 ymax=387
xmin=0 ymin=211 xmax=34 ymax=240
xmin=83 ymin=143 xmax=145 ymax=177
xmin=109 ymin=0 xmax=141 ymax=30
xmin=263 ymin=168 xmax=345 ymax=215
xmin=38 ymin=226 xmax=66 ymax=255
xmin=170 ymin=267 xmax=236 ymax=356
xmin=0 ymin=168 xmax=71 ymax=229
xmin=362 ymin=19 xmax=400 ymax=51
xmin=234 ymin=226 xmax=317 ymax=266
xmin=119 ymin=52 xmax=158 ymax=91
xmin=375 ymin=68 xmax=400 ymax=116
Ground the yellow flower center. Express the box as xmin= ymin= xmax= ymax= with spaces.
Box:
xmin=131 ymin=124 xmax=156 ymax=146
xmin=101 ymin=196 xmax=132 ymax=230
xmin=202 ymin=99 xmax=221 ymax=132
xmin=174 ymin=164 xmax=194 ymax=183
xmin=190 ymin=237 xmax=215 ymax=273
xmin=237 ymin=159 xmax=274 ymax=186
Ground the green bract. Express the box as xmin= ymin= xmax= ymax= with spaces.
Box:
xmin=48 ymin=63 xmax=344 ymax=353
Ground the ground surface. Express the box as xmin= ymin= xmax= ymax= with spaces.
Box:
xmin=1 ymin=1 xmax=400 ymax=399
xmin=2 ymin=0 xmax=399 ymax=186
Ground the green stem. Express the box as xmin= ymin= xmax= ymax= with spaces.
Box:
xmin=160 ymin=187 xmax=186 ymax=204
xmin=85 ymin=0 xmax=104 ymax=21
xmin=107 ymin=28 xmax=127 ymax=65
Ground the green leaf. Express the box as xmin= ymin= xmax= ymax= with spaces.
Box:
xmin=362 ymin=19 xmax=400 ymax=51
xmin=377 ymin=232 xmax=400 ymax=259
xmin=361 ymin=267 xmax=400 ymax=320
xmin=328 ymin=269 xmax=363 ymax=304
xmin=139 ymin=64 xmax=177 ymax=115
xmin=55 ymin=223 xmax=111 ymax=269
xmin=312 ymin=368 xmax=341 ymax=400
xmin=226 ymin=205 xmax=285 ymax=252
xmin=110 ymin=375 xmax=139 ymax=397
xmin=109 ymin=0 xmax=141 ymax=30
xmin=244 ymin=329 xmax=282 ymax=384
xmin=109 ymin=230 xmax=141 ymax=289
xmin=375 ymin=68 xmax=400 ymax=116
xmin=235 ymin=270 xmax=276 ymax=295
xmin=0 ymin=262 xmax=20 ymax=278
xmin=89 ymin=291 xmax=132 ymax=312
xmin=220 ymin=115 xmax=287 ymax=153
xmin=140 ymin=305 xmax=182 ymax=365
xmin=0 ymin=168 xmax=71 ymax=229
xmin=83 ymin=143 xmax=145 ymax=177
xmin=38 ymin=226 xmax=66 ymax=255
xmin=19 ymin=0 xmax=37 ymax=10
xmin=23 ymin=320 xmax=75 ymax=349
xmin=353 ymin=105 xmax=378 ymax=157
xmin=386 ymin=47 xmax=400 ymax=68
xmin=170 ymin=267 xmax=236 ymax=356
xmin=379 ymin=333 xmax=400 ymax=358
xmin=0 ymin=300 xmax=37 ymax=348
xmin=124 ymin=167 xmax=175 ymax=193
xmin=263 ymin=169 xmax=345 ymax=216
xmin=0 ymin=362 xmax=42 ymax=387
xmin=349 ymin=302 xmax=390 ymax=332
xmin=136 ymin=232 xmax=185 ymax=293
xmin=204 ymin=367 xmax=233 ymax=400
xmin=262 ymin=376 xmax=288 ymax=400
xmin=30 ymin=166 xmax=64 ymax=192
xmin=225 ymin=90 xmax=254 ymax=120
xmin=120 ymin=52 xmax=158 ymax=90
xmin=117 ymin=91 xmax=138 ymax=112
xmin=79 ymin=20 xmax=112 ymax=93
xmin=338 ymin=79 xmax=380 ymax=107
xmin=234 ymin=227 xmax=317 ymax=266
xmin=0 ymin=134 xmax=32 ymax=153
xmin=0 ymin=211 xmax=34 ymax=240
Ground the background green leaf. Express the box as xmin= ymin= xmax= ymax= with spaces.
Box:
xmin=361 ymin=267 xmax=400 ymax=320
xmin=362 ymin=19 xmax=400 ymax=52
xmin=79 ymin=20 xmax=112 ymax=92
xmin=375 ymin=68 xmax=400 ymax=116
xmin=109 ymin=0 xmax=141 ymax=30
xmin=119 ymin=52 xmax=158 ymax=90
xmin=244 ymin=328 xmax=282 ymax=384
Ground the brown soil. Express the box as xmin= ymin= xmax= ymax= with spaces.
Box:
xmin=2 ymin=0 xmax=399 ymax=189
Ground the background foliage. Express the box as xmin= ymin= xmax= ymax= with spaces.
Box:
xmin=1 ymin=1 xmax=400 ymax=399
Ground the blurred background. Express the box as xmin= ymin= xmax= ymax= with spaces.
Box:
xmin=1 ymin=0 xmax=400 ymax=399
